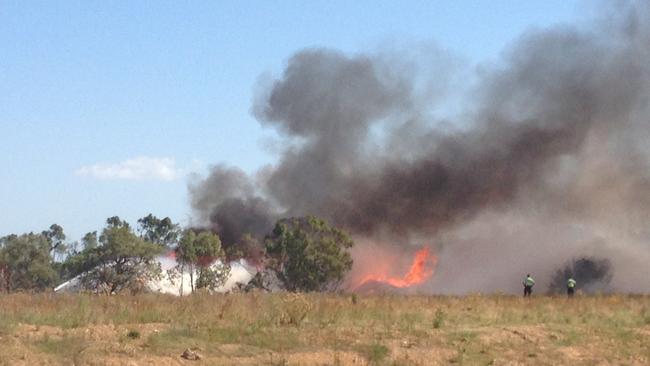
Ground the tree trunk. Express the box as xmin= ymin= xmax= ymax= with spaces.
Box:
xmin=190 ymin=264 xmax=195 ymax=293
xmin=179 ymin=263 xmax=184 ymax=296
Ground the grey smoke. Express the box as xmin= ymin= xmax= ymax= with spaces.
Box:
xmin=191 ymin=1 xmax=650 ymax=292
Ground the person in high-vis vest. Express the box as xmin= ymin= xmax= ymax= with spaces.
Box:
xmin=567 ymin=277 xmax=577 ymax=297
xmin=523 ymin=274 xmax=535 ymax=297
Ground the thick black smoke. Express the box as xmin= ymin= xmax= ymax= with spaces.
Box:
xmin=189 ymin=165 xmax=276 ymax=246
xmin=191 ymin=1 xmax=650 ymax=292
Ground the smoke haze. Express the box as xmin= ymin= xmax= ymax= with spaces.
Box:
xmin=190 ymin=1 xmax=650 ymax=293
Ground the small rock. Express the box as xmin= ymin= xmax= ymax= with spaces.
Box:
xmin=181 ymin=348 xmax=202 ymax=361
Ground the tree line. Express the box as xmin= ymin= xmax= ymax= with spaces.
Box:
xmin=0 ymin=214 xmax=354 ymax=294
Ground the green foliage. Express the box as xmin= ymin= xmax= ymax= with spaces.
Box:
xmin=106 ymin=216 xmax=130 ymax=230
xmin=194 ymin=231 xmax=224 ymax=260
xmin=0 ymin=232 xmax=59 ymax=291
xmin=176 ymin=230 xmax=229 ymax=292
xmin=64 ymin=218 xmax=164 ymax=294
xmin=127 ymin=329 xmax=141 ymax=339
xmin=176 ymin=229 xmax=224 ymax=266
xmin=176 ymin=230 xmax=198 ymax=292
xmin=0 ymin=215 xmax=184 ymax=294
xmin=81 ymin=231 xmax=98 ymax=250
xmin=195 ymin=264 xmax=231 ymax=291
xmin=176 ymin=230 xmax=198 ymax=266
xmin=42 ymin=224 xmax=67 ymax=255
xmin=137 ymin=214 xmax=180 ymax=248
xmin=265 ymin=216 xmax=354 ymax=292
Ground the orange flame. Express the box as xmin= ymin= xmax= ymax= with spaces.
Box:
xmin=355 ymin=247 xmax=437 ymax=290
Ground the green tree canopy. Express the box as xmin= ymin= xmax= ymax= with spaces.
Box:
xmin=137 ymin=214 xmax=180 ymax=248
xmin=106 ymin=216 xmax=130 ymax=230
xmin=42 ymin=223 xmax=67 ymax=255
xmin=81 ymin=231 xmax=98 ymax=250
xmin=175 ymin=230 xmax=229 ymax=292
xmin=64 ymin=218 xmax=163 ymax=293
xmin=0 ymin=233 xmax=59 ymax=291
xmin=265 ymin=216 xmax=354 ymax=292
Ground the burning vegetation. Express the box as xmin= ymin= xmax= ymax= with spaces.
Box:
xmin=190 ymin=1 xmax=650 ymax=294
xmin=353 ymin=247 xmax=437 ymax=293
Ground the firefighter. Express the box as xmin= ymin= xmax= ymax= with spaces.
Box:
xmin=523 ymin=274 xmax=535 ymax=297
xmin=567 ymin=277 xmax=577 ymax=297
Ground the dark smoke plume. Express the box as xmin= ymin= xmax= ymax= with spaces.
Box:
xmin=191 ymin=1 xmax=650 ymax=292
xmin=189 ymin=165 xmax=276 ymax=246
xmin=549 ymin=257 xmax=613 ymax=294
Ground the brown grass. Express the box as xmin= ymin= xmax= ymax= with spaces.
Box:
xmin=0 ymin=292 xmax=648 ymax=365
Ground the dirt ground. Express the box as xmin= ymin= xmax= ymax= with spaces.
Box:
xmin=0 ymin=293 xmax=647 ymax=365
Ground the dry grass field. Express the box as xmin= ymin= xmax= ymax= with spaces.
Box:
xmin=0 ymin=293 xmax=648 ymax=365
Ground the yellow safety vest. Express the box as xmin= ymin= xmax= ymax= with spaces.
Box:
xmin=567 ymin=279 xmax=576 ymax=288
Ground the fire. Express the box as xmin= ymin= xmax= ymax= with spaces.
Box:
xmin=354 ymin=247 xmax=437 ymax=290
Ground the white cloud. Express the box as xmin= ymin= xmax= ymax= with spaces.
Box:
xmin=76 ymin=156 xmax=179 ymax=181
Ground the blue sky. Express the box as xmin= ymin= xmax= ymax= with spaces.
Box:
xmin=0 ymin=1 xmax=584 ymax=241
